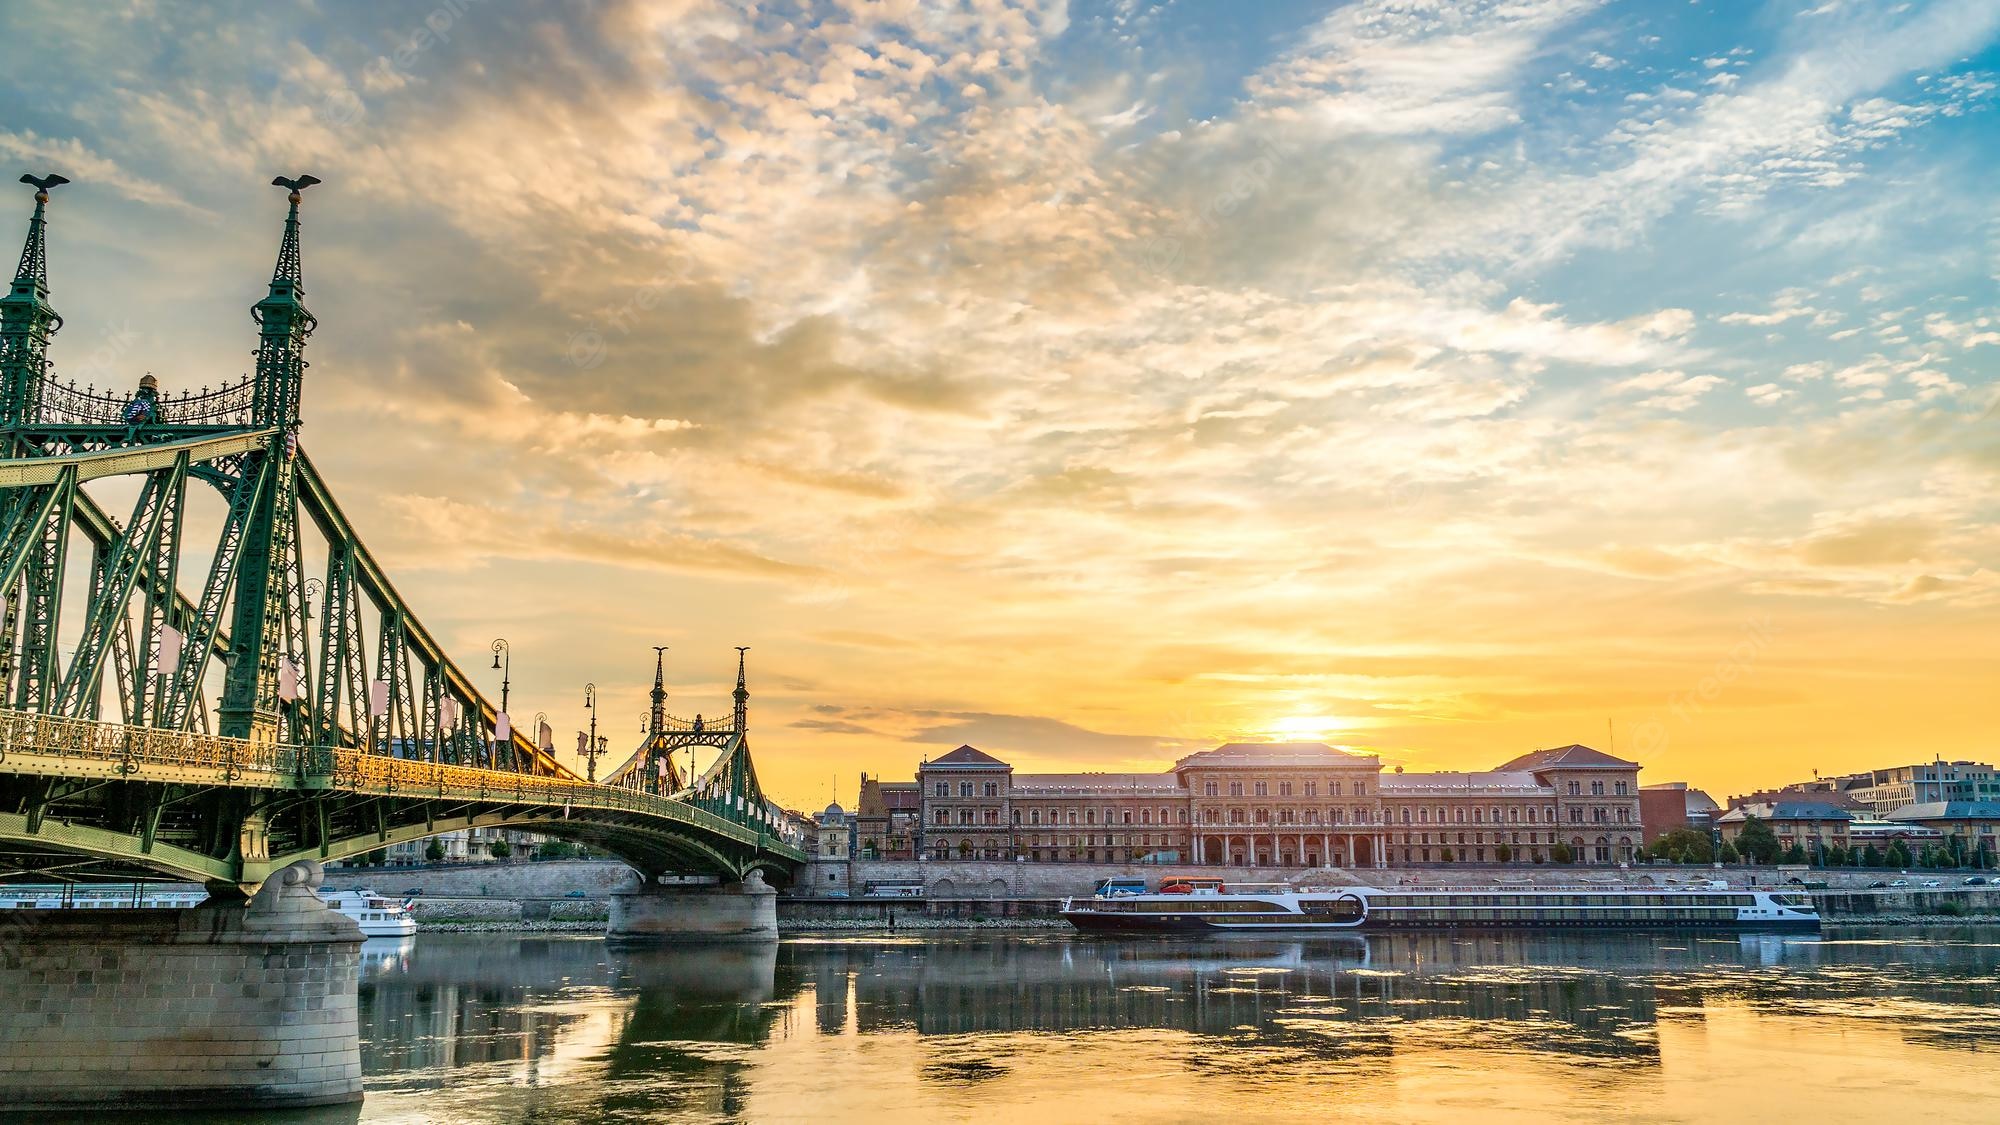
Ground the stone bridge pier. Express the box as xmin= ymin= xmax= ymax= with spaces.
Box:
xmin=0 ymin=861 xmax=363 ymax=1112
xmin=609 ymin=870 xmax=779 ymax=941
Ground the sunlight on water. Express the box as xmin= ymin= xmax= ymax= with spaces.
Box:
xmin=218 ymin=927 xmax=2000 ymax=1124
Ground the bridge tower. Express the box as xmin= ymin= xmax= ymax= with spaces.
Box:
xmin=0 ymin=173 xmax=66 ymax=428
xmin=216 ymin=177 xmax=318 ymax=745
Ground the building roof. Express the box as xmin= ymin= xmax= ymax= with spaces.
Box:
xmin=1886 ymin=801 xmax=2000 ymax=821
xmin=1717 ymin=801 xmax=1853 ymax=824
xmin=1379 ymin=770 xmax=1549 ymax=796
xmin=1010 ymin=772 xmax=1184 ymax=798
xmin=1174 ymin=742 xmax=1380 ymax=772
xmin=922 ymin=745 xmax=1011 ymax=769
xmin=1493 ymin=744 xmax=1639 ymax=772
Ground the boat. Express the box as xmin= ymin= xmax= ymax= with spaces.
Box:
xmin=0 ymin=882 xmax=419 ymax=937
xmin=318 ymin=889 xmax=419 ymax=937
xmin=1061 ymin=880 xmax=1820 ymax=934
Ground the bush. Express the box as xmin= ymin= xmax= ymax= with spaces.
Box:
xmin=1495 ymin=844 xmax=1513 ymax=863
xmin=487 ymin=839 xmax=512 ymax=859
xmin=425 ymin=839 xmax=446 ymax=863
xmin=1439 ymin=848 xmax=1456 ymax=863
xmin=1550 ymin=843 xmax=1574 ymax=864
xmin=1717 ymin=842 xmax=1740 ymax=864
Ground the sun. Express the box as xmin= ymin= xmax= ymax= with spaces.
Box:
xmin=1263 ymin=714 xmax=1355 ymax=741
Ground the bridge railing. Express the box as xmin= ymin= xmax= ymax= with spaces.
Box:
xmin=0 ymin=707 xmax=291 ymax=777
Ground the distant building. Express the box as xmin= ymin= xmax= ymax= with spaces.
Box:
xmin=866 ymin=739 xmax=1645 ymax=868
xmin=1717 ymin=801 xmax=1852 ymax=855
xmin=1639 ymin=782 xmax=1720 ymax=843
xmin=1731 ymin=760 xmax=2000 ymax=819
xmin=855 ymin=774 xmax=920 ymax=859
xmin=1885 ymin=802 xmax=2000 ymax=863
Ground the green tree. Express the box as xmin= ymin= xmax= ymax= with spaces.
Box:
xmin=1495 ymin=844 xmax=1514 ymax=863
xmin=1863 ymin=843 xmax=1884 ymax=867
xmin=1886 ymin=840 xmax=1913 ymax=869
xmin=1782 ymin=842 xmax=1808 ymax=866
xmin=537 ymin=839 xmax=577 ymax=860
xmin=1734 ymin=816 xmax=1782 ymax=865
xmin=1824 ymin=844 xmax=1847 ymax=868
xmin=487 ymin=839 xmax=512 ymax=860
xmin=1653 ymin=828 xmax=1713 ymax=864
xmin=425 ymin=839 xmax=446 ymax=863
xmin=1439 ymin=847 xmax=1456 ymax=863
xmin=1550 ymin=843 xmax=1574 ymax=864
xmin=1717 ymin=841 xmax=1741 ymax=864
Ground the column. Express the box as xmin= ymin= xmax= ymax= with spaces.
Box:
xmin=609 ymin=870 xmax=778 ymax=942
xmin=1322 ymin=833 xmax=1330 ymax=867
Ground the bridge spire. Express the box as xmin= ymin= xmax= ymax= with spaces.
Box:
xmin=1 ymin=173 xmax=68 ymax=428
xmin=733 ymin=646 xmax=749 ymax=732
xmin=649 ymin=646 xmax=668 ymax=735
xmin=251 ymin=175 xmax=320 ymax=428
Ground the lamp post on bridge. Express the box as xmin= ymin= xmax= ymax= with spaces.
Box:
xmin=489 ymin=638 xmax=511 ymax=716
xmin=582 ymin=682 xmax=601 ymax=783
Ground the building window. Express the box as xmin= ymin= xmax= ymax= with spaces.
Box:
xmin=935 ymin=782 xmax=948 ymax=797
xmin=1205 ymin=781 xmax=1219 ymax=797
xmin=1418 ymin=808 xmax=1430 ymax=824
xmin=1508 ymin=807 xmax=1520 ymax=824
xmin=959 ymin=810 xmax=972 ymax=825
xmin=984 ymin=809 xmax=999 ymax=825
xmin=1591 ymin=780 xmax=1604 ymax=796
xmin=935 ymin=810 xmax=948 ymax=824
xmin=1614 ymin=781 xmax=1628 ymax=796
xmin=984 ymin=782 xmax=998 ymax=797
xmin=1255 ymin=782 xmax=1269 ymax=797
xmin=1122 ymin=811 xmax=1132 ymax=825
xmin=1332 ymin=781 xmax=1344 ymax=797
xmin=1030 ymin=810 xmax=1041 ymax=825
xmin=1230 ymin=809 xmax=1245 ymax=825
xmin=1279 ymin=781 xmax=1293 ymax=797
xmin=1086 ymin=810 xmax=1096 ymax=824
xmin=1305 ymin=809 xmax=1319 ymax=825
xmin=1229 ymin=782 xmax=1244 ymax=798
xmin=1305 ymin=781 xmax=1317 ymax=797
xmin=1568 ymin=781 xmax=1581 ymax=796
xmin=1401 ymin=808 xmax=1412 ymax=825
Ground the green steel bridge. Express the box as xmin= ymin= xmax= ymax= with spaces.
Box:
xmin=0 ymin=174 xmax=805 ymax=894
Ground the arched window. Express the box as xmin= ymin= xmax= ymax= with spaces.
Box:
xmin=1454 ymin=808 xmax=1465 ymax=824
xmin=1472 ymin=808 xmax=1483 ymax=824
xmin=1030 ymin=810 xmax=1041 ymax=825
xmin=1418 ymin=808 xmax=1430 ymax=824
xmin=1353 ymin=806 xmax=1368 ymax=824
xmin=1401 ymin=808 xmax=1412 ymax=825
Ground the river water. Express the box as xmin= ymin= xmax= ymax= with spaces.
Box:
xmin=212 ymin=928 xmax=2000 ymax=1122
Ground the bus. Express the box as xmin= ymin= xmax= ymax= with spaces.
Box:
xmin=1156 ymin=875 xmax=1226 ymax=895
xmin=1094 ymin=877 xmax=1149 ymax=897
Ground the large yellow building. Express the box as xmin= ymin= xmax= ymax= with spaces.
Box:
xmin=882 ymin=741 xmax=1645 ymax=867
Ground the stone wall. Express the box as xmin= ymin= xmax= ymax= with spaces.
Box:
xmin=0 ymin=862 xmax=363 ymax=1111
xmin=322 ymin=858 xmax=639 ymax=899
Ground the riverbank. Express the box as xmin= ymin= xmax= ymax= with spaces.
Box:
xmin=416 ymin=912 xmax=2000 ymax=934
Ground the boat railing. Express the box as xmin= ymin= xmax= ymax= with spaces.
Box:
xmin=1371 ymin=883 xmax=1736 ymax=894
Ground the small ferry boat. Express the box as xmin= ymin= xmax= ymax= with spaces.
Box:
xmin=1061 ymin=878 xmax=1820 ymax=934
xmin=318 ymin=889 xmax=419 ymax=937
xmin=0 ymin=883 xmax=418 ymax=936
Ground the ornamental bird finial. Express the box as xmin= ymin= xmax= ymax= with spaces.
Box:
xmin=19 ymin=173 xmax=69 ymax=202
xmin=270 ymin=174 xmax=321 ymax=202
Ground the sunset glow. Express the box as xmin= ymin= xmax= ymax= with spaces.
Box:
xmin=4 ymin=0 xmax=1997 ymax=809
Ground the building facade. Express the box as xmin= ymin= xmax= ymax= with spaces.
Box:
xmin=861 ymin=740 xmax=1645 ymax=867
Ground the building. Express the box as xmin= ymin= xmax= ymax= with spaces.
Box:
xmin=882 ymin=739 xmax=1645 ymax=868
xmin=1717 ymin=801 xmax=1853 ymax=856
xmin=1639 ymin=782 xmax=1720 ymax=844
xmin=855 ymin=774 xmax=921 ymax=859
xmin=1885 ymin=801 xmax=2000 ymax=863
xmin=1730 ymin=760 xmax=2000 ymax=819
xmin=811 ymin=802 xmax=853 ymax=861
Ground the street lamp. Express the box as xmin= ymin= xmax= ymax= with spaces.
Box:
xmin=303 ymin=578 xmax=323 ymax=621
xmin=582 ymin=682 xmax=600 ymax=783
xmin=490 ymin=638 xmax=511 ymax=716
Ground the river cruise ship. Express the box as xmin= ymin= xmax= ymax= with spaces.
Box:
xmin=0 ymin=883 xmax=418 ymax=937
xmin=1060 ymin=878 xmax=1820 ymax=934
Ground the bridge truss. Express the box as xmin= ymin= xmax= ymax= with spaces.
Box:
xmin=0 ymin=176 xmax=804 ymax=891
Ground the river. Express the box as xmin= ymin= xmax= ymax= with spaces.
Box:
xmin=171 ymin=928 xmax=2000 ymax=1122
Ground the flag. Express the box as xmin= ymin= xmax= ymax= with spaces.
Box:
xmin=440 ymin=697 xmax=458 ymax=732
xmin=156 ymin=625 xmax=183 ymax=677
xmin=369 ymin=680 xmax=389 ymax=717
xmin=538 ymin=720 xmax=554 ymax=751
xmin=495 ymin=712 xmax=512 ymax=740
xmin=277 ymin=657 xmax=300 ymax=703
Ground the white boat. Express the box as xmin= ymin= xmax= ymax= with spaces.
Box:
xmin=318 ymin=889 xmax=419 ymax=937
xmin=1061 ymin=877 xmax=1821 ymax=934
xmin=0 ymin=883 xmax=419 ymax=937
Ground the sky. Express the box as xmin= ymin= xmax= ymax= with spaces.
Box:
xmin=2 ymin=0 xmax=1997 ymax=810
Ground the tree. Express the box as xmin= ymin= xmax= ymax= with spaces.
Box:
xmin=425 ymin=839 xmax=446 ymax=863
xmin=1823 ymin=844 xmax=1847 ymax=868
xmin=1734 ymin=816 xmax=1781 ymax=865
xmin=487 ymin=839 xmax=512 ymax=860
xmin=1550 ymin=843 xmax=1574 ymax=864
xmin=1439 ymin=847 xmax=1456 ymax=863
xmin=1886 ymin=840 xmax=1913 ymax=869
xmin=1782 ymin=843 xmax=1808 ymax=866
xmin=1495 ymin=844 xmax=1514 ymax=863
xmin=1863 ymin=843 xmax=1884 ymax=868
xmin=1652 ymin=828 xmax=1713 ymax=865
xmin=537 ymin=839 xmax=578 ymax=860
xmin=1717 ymin=841 xmax=1741 ymax=864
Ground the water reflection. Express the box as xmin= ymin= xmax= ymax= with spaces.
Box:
xmin=341 ymin=929 xmax=2000 ymax=1124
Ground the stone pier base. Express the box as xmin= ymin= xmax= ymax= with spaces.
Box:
xmin=0 ymin=861 xmax=364 ymax=1111
xmin=608 ymin=870 xmax=778 ymax=942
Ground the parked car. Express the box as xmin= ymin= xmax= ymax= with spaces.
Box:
xmin=1888 ymin=879 xmax=1911 ymax=887
xmin=1919 ymin=880 xmax=1942 ymax=888
xmin=564 ymin=890 xmax=588 ymax=898
xmin=1867 ymin=881 xmax=1890 ymax=888
xmin=1965 ymin=876 xmax=1988 ymax=886
xmin=401 ymin=888 xmax=424 ymax=896
xmin=826 ymin=890 xmax=849 ymax=898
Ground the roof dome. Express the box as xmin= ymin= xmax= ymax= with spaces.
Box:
xmin=822 ymin=801 xmax=844 ymax=816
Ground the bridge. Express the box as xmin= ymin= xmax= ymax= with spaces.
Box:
xmin=0 ymin=174 xmax=806 ymax=1110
